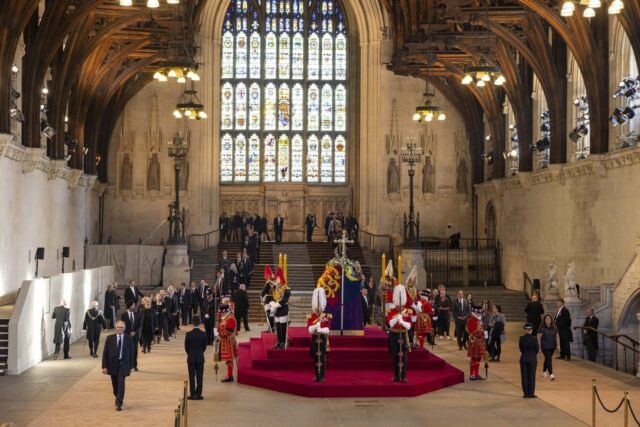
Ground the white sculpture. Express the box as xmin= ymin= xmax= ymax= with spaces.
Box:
xmin=564 ymin=261 xmax=577 ymax=294
xmin=546 ymin=263 xmax=559 ymax=292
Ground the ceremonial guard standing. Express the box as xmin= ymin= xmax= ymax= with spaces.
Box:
xmin=214 ymin=298 xmax=238 ymax=383
xmin=386 ymin=283 xmax=412 ymax=383
xmin=261 ymin=265 xmax=276 ymax=332
xmin=307 ymin=287 xmax=332 ymax=382
xmin=415 ymin=290 xmax=434 ymax=348
xmin=270 ymin=268 xmax=290 ymax=349
xmin=404 ymin=267 xmax=419 ymax=348
xmin=381 ymin=261 xmax=397 ymax=318
xmin=466 ymin=305 xmax=488 ymax=380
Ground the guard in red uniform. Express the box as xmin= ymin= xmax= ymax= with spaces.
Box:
xmin=466 ymin=304 xmax=488 ymax=381
xmin=269 ymin=268 xmax=290 ymax=349
xmin=307 ymin=287 xmax=332 ymax=382
xmin=386 ymin=283 xmax=412 ymax=383
xmin=214 ymin=299 xmax=238 ymax=383
xmin=415 ymin=289 xmax=434 ymax=348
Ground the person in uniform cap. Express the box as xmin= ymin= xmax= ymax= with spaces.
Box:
xmin=269 ymin=267 xmax=290 ymax=349
xmin=386 ymin=280 xmax=412 ymax=383
xmin=307 ymin=286 xmax=332 ymax=382
xmin=83 ymin=301 xmax=108 ymax=357
xmin=214 ymin=298 xmax=238 ymax=383
xmin=519 ymin=322 xmax=539 ymax=398
xmin=415 ymin=290 xmax=435 ymax=348
xmin=380 ymin=260 xmax=398 ymax=322
xmin=261 ymin=265 xmax=276 ymax=332
xmin=466 ymin=304 xmax=488 ymax=380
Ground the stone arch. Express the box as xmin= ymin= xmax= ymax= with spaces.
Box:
xmin=197 ymin=0 xmax=389 ymax=240
xmin=485 ymin=200 xmax=497 ymax=242
xmin=617 ymin=287 xmax=640 ymax=334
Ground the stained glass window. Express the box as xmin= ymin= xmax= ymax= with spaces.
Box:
xmin=220 ymin=0 xmax=348 ymax=184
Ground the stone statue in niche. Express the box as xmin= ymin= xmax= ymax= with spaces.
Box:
xmin=456 ymin=159 xmax=468 ymax=194
xmin=564 ymin=261 xmax=577 ymax=295
xmin=387 ymin=158 xmax=400 ymax=194
xmin=178 ymin=158 xmax=189 ymax=191
xmin=147 ymin=153 xmax=160 ymax=191
xmin=120 ymin=153 xmax=133 ymax=191
xmin=422 ymin=155 xmax=435 ymax=193
xmin=546 ymin=262 xmax=559 ymax=292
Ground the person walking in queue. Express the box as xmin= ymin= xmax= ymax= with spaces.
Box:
xmin=83 ymin=301 xmax=108 ymax=358
xmin=139 ymin=297 xmax=157 ymax=353
xmin=538 ymin=314 xmax=559 ymax=380
xmin=179 ymin=282 xmax=192 ymax=326
xmin=488 ymin=304 xmax=505 ymax=362
xmin=52 ymin=299 xmax=71 ymax=360
xmin=184 ymin=315 xmax=208 ymax=400
xmin=519 ymin=322 xmax=539 ymax=398
xmin=555 ymin=298 xmax=572 ymax=361
xmin=524 ymin=294 xmax=545 ymax=334
xmin=104 ymin=284 xmax=119 ymax=329
xmin=360 ymin=288 xmax=370 ymax=327
xmin=102 ymin=321 xmax=134 ymax=411
xmin=121 ymin=302 xmax=141 ymax=371
xmin=273 ymin=213 xmax=284 ymax=244
xmin=124 ymin=280 xmax=144 ymax=308
xmin=203 ymin=291 xmax=216 ymax=345
xmin=582 ymin=307 xmax=599 ymax=362
xmin=453 ymin=290 xmax=471 ymax=350
xmin=233 ymin=284 xmax=250 ymax=333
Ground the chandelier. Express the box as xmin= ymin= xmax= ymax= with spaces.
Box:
xmin=412 ymin=92 xmax=446 ymax=122
xmin=461 ymin=62 xmax=505 ymax=87
xmin=153 ymin=63 xmax=200 ymax=83
xmin=173 ymin=84 xmax=207 ymax=120
xmin=119 ymin=0 xmax=180 ymax=8
xmin=560 ymin=0 xmax=623 ymax=17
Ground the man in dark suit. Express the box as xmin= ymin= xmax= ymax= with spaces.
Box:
xmin=219 ymin=250 xmax=232 ymax=289
xmin=197 ymin=279 xmax=209 ymax=315
xmin=273 ymin=214 xmax=284 ymax=244
xmin=519 ymin=322 xmax=539 ymax=398
xmin=102 ymin=321 xmax=134 ymax=411
xmin=360 ymin=288 xmax=370 ymax=327
xmin=185 ymin=315 xmax=208 ymax=400
xmin=582 ymin=307 xmax=599 ymax=362
xmin=52 ymin=299 xmax=71 ymax=359
xmin=180 ymin=283 xmax=193 ymax=326
xmin=233 ymin=284 xmax=250 ymax=332
xmin=203 ymin=292 xmax=216 ymax=345
xmin=452 ymin=290 xmax=471 ymax=350
xmin=124 ymin=280 xmax=144 ymax=308
xmin=524 ymin=294 xmax=545 ymax=334
xmin=121 ymin=302 xmax=141 ymax=371
xmin=555 ymin=298 xmax=572 ymax=360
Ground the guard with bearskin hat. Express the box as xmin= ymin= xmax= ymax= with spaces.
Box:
xmin=269 ymin=268 xmax=290 ymax=349
xmin=466 ymin=304 xmax=489 ymax=380
xmin=214 ymin=296 xmax=238 ymax=383
xmin=381 ymin=260 xmax=397 ymax=321
xmin=415 ymin=289 xmax=435 ymax=348
xmin=307 ymin=286 xmax=332 ymax=382
xmin=261 ymin=265 xmax=276 ymax=332
xmin=386 ymin=282 xmax=413 ymax=383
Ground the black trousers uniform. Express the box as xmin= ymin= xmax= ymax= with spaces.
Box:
xmin=55 ymin=335 xmax=70 ymax=358
xmin=111 ymin=367 xmax=127 ymax=406
xmin=520 ymin=360 xmax=537 ymax=397
xmin=188 ymin=362 xmax=204 ymax=398
xmin=310 ymin=334 xmax=328 ymax=382
xmin=388 ymin=330 xmax=408 ymax=382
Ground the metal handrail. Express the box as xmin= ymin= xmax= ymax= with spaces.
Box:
xmin=358 ymin=229 xmax=398 ymax=261
xmin=573 ymin=326 xmax=639 ymax=376
xmin=523 ymin=272 xmax=535 ymax=300
xmin=187 ymin=228 xmax=220 ymax=252
xmin=611 ymin=334 xmax=640 ymax=348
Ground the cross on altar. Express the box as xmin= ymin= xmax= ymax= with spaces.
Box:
xmin=336 ymin=229 xmax=354 ymax=335
xmin=335 ymin=230 xmax=354 ymax=265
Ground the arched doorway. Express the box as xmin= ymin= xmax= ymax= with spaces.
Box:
xmin=485 ymin=201 xmax=496 ymax=243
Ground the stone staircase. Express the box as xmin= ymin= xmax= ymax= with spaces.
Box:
xmin=0 ymin=317 xmax=8 ymax=376
xmin=465 ymin=286 xmax=529 ymax=322
xmin=189 ymin=247 xmax=218 ymax=284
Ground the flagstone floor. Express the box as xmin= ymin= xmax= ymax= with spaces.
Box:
xmin=0 ymin=321 xmax=638 ymax=427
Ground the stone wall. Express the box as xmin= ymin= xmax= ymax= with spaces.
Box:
xmin=0 ymin=135 xmax=100 ymax=305
xmin=475 ymin=146 xmax=640 ymax=293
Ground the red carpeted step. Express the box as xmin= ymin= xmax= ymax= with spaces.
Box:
xmin=237 ymin=327 xmax=465 ymax=397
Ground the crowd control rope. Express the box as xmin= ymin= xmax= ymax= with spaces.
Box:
xmin=594 ymin=386 xmax=626 ymax=413
xmin=628 ymin=397 xmax=640 ymax=426
xmin=592 ymin=379 xmax=640 ymax=426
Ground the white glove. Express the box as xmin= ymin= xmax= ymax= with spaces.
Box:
xmin=317 ymin=327 xmax=330 ymax=335
xmin=484 ymin=331 xmax=489 ymax=340
xmin=400 ymin=320 xmax=411 ymax=330
xmin=432 ymin=316 xmax=438 ymax=321
xmin=214 ymin=329 xmax=219 ymax=337
xmin=205 ymin=314 xmax=209 ymax=319
xmin=308 ymin=324 xmax=318 ymax=334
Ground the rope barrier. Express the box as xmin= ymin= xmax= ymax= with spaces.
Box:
xmin=592 ymin=378 xmax=640 ymax=427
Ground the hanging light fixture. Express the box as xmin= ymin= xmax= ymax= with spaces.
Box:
xmin=462 ymin=62 xmax=503 ymax=87
xmin=147 ymin=0 xmax=160 ymax=8
xmin=173 ymin=83 xmax=207 ymax=120
xmin=120 ymin=0 xmax=133 ymax=5
xmin=560 ymin=0 xmax=623 ymax=16
xmin=608 ymin=0 xmax=624 ymax=14
xmin=583 ymin=7 xmax=596 ymax=17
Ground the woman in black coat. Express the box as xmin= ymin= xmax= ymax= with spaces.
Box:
xmin=83 ymin=301 xmax=107 ymax=357
xmin=139 ymin=297 xmax=157 ymax=353
xmin=104 ymin=284 xmax=118 ymax=329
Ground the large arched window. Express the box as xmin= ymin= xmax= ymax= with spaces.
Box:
xmin=220 ymin=0 xmax=348 ymax=184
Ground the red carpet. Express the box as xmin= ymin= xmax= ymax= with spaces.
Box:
xmin=237 ymin=327 xmax=464 ymax=397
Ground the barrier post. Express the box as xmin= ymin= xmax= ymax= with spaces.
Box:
xmin=624 ymin=391 xmax=629 ymax=427
xmin=592 ymin=378 xmax=596 ymax=427
xmin=184 ymin=380 xmax=189 ymax=427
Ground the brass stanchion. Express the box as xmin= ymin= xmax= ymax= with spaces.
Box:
xmin=624 ymin=391 xmax=629 ymax=427
xmin=592 ymin=378 xmax=597 ymax=427
xmin=184 ymin=380 xmax=189 ymax=427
